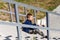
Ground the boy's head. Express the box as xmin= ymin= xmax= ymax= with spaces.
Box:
xmin=26 ymin=13 xmax=33 ymax=21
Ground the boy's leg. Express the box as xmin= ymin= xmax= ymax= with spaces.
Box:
xmin=34 ymin=29 xmax=44 ymax=36
xmin=34 ymin=29 xmax=47 ymax=38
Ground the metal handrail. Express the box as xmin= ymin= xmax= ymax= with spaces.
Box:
xmin=0 ymin=21 xmax=60 ymax=31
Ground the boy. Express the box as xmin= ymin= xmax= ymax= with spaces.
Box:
xmin=22 ymin=13 xmax=47 ymax=38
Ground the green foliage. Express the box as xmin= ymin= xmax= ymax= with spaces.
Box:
xmin=15 ymin=0 xmax=60 ymax=11
xmin=47 ymin=6 xmax=56 ymax=11
xmin=15 ymin=0 xmax=24 ymax=2
xmin=0 ymin=3 xmax=4 ymax=9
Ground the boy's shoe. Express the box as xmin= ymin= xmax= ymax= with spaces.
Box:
xmin=25 ymin=36 xmax=30 ymax=38
xmin=41 ymin=36 xmax=48 ymax=39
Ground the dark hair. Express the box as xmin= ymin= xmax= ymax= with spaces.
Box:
xmin=26 ymin=13 xmax=32 ymax=18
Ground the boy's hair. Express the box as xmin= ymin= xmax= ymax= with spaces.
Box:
xmin=26 ymin=13 xmax=32 ymax=18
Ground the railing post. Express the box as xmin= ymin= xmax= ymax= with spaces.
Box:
xmin=46 ymin=12 xmax=49 ymax=40
xmin=34 ymin=10 xmax=37 ymax=23
xmin=8 ymin=3 xmax=13 ymax=22
xmin=14 ymin=4 xmax=22 ymax=40
xmin=24 ymin=7 xmax=27 ymax=15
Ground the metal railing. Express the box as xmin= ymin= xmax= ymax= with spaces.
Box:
xmin=0 ymin=0 xmax=60 ymax=40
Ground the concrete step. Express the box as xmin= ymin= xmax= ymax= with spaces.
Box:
xmin=0 ymin=24 xmax=60 ymax=40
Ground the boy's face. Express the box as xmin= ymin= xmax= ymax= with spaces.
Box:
xmin=28 ymin=16 xmax=33 ymax=21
